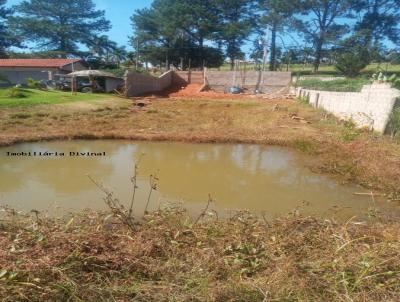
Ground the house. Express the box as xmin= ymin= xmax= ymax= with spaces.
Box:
xmin=0 ymin=59 xmax=88 ymax=85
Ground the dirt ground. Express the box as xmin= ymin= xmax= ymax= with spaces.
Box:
xmin=0 ymin=92 xmax=400 ymax=198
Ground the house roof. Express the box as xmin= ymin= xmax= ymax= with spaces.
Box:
xmin=0 ymin=59 xmax=82 ymax=68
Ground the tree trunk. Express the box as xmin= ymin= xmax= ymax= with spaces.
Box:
xmin=199 ymin=37 xmax=204 ymax=70
xmin=313 ymin=38 xmax=323 ymax=73
xmin=269 ymin=23 xmax=277 ymax=71
xmin=230 ymin=57 xmax=235 ymax=71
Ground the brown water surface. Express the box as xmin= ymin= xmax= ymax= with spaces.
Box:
xmin=0 ymin=140 xmax=390 ymax=219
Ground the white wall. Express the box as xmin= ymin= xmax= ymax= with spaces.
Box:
xmin=296 ymin=83 xmax=400 ymax=133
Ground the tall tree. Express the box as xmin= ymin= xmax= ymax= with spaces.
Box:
xmin=213 ymin=0 xmax=255 ymax=70
xmin=354 ymin=0 xmax=400 ymax=51
xmin=294 ymin=0 xmax=353 ymax=72
xmin=259 ymin=0 xmax=300 ymax=71
xmin=0 ymin=0 xmax=18 ymax=57
xmin=88 ymin=35 xmax=118 ymax=61
xmin=131 ymin=0 xmax=223 ymax=69
xmin=10 ymin=0 xmax=110 ymax=56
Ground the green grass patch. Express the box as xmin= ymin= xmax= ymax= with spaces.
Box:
xmin=293 ymin=139 xmax=315 ymax=153
xmin=0 ymin=88 xmax=112 ymax=107
xmin=297 ymin=78 xmax=370 ymax=92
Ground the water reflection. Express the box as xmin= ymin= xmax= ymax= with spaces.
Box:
xmin=0 ymin=140 xmax=387 ymax=219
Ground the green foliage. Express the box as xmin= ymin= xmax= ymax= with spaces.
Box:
xmin=293 ymin=0 xmax=352 ymax=72
xmin=26 ymin=77 xmax=41 ymax=89
xmin=258 ymin=0 xmax=300 ymax=71
xmin=0 ymin=0 xmax=21 ymax=56
xmin=353 ymin=0 xmax=400 ymax=47
xmin=213 ymin=0 xmax=254 ymax=68
xmin=334 ymin=35 xmax=372 ymax=77
xmin=297 ymin=78 xmax=370 ymax=92
xmin=335 ymin=50 xmax=371 ymax=78
xmin=387 ymin=74 xmax=400 ymax=90
xmin=131 ymin=0 xmax=251 ymax=69
xmin=10 ymin=0 xmax=111 ymax=55
xmin=296 ymin=96 xmax=309 ymax=104
xmin=341 ymin=121 xmax=361 ymax=142
xmin=6 ymin=87 xmax=26 ymax=98
xmin=388 ymin=107 xmax=400 ymax=139
xmin=293 ymin=139 xmax=315 ymax=153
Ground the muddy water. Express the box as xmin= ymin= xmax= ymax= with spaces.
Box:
xmin=0 ymin=140 xmax=389 ymax=219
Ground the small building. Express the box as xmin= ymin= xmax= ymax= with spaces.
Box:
xmin=0 ymin=58 xmax=88 ymax=85
xmin=67 ymin=70 xmax=124 ymax=93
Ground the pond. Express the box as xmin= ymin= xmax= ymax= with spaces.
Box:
xmin=0 ymin=140 xmax=392 ymax=219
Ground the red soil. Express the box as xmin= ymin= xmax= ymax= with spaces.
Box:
xmin=165 ymin=84 xmax=253 ymax=99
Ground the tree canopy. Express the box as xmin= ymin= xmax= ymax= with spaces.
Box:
xmin=0 ymin=0 xmax=399 ymax=73
xmin=0 ymin=0 xmax=20 ymax=57
xmin=9 ymin=0 xmax=111 ymax=56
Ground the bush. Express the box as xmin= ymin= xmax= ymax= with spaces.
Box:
xmin=335 ymin=51 xmax=370 ymax=78
xmin=334 ymin=35 xmax=371 ymax=78
xmin=26 ymin=77 xmax=41 ymax=89
xmin=388 ymin=107 xmax=400 ymax=139
xmin=6 ymin=86 xmax=26 ymax=98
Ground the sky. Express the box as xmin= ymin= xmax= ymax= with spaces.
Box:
xmin=7 ymin=0 xmax=154 ymax=49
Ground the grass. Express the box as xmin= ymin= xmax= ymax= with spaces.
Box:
xmin=296 ymin=78 xmax=371 ymax=92
xmin=209 ymin=63 xmax=400 ymax=77
xmin=0 ymin=207 xmax=399 ymax=301
xmin=0 ymin=88 xmax=113 ymax=107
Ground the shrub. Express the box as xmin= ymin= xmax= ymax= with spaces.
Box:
xmin=335 ymin=51 xmax=370 ymax=78
xmin=388 ymin=107 xmax=400 ymax=139
xmin=6 ymin=87 xmax=26 ymax=98
xmin=296 ymin=96 xmax=309 ymax=104
xmin=26 ymin=77 xmax=41 ymax=89
xmin=341 ymin=120 xmax=361 ymax=141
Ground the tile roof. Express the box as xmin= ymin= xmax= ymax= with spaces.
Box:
xmin=0 ymin=58 xmax=82 ymax=68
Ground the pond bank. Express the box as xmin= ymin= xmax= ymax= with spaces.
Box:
xmin=1 ymin=98 xmax=399 ymax=199
xmin=1 ymin=209 xmax=399 ymax=301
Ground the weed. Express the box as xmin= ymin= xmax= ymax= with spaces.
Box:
xmin=293 ymin=139 xmax=315 ymax=153
xmin=388 ymin=107 xmax=400 ymax=139
xmin=341 ymin=121 xmax=361 ymax=141
xmin=297 ymin=96 xmax=309 ymax=104
xmin=26 ymin=77 xmax=42 ymax=89
xmin=0 ymin=207 xmax=399 ymax=302
xmin=9 ymin=113 xmax=32 ymax=119
xmin=35 ymin=112 xmax=50 ymax=117
xmin=6 ymin=87 xmax=26 ymax=99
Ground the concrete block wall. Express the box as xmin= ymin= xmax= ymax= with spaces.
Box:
xmin=124 ymin=70 xmax=173 ymax=97
xmin=205 ymin=71 xmax=292 ymax=92
xmin=296 ymin=83 xmax=400 ymax=133
xmin=173 ymin=71 xmax=204 ymax=85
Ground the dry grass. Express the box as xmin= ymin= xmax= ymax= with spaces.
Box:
xmin=0 ymin=208 xmax=399 ymax=302
xmin=1 ymin=96 xmax=399 ymax=198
